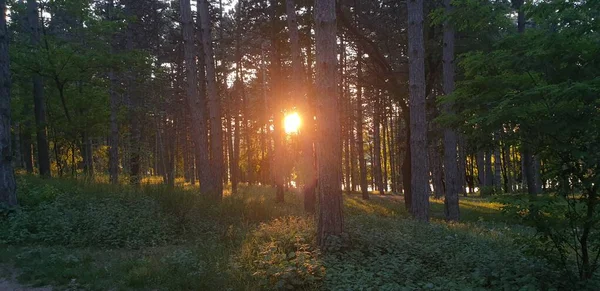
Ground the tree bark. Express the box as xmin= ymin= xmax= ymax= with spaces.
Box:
xmin=442 ymin=0 xmax=459 ymax=220
xmin=269 ymin=0 xmax=285 ymax=203
xmin=373 ymin=98 xmax=383 ymax=195
xmin=407 ymin=0 xmax=429 ymax=222
xmin=27 ymin=0 xmax=50 ymax=177
xmin=180 ymin=0 xmax=211 ymax=193
xmin=315 ymin=0 xmax=344 ymax=247
xmin=199 ymin=0 xmax=224 ymax=199
xmin=0 ymin=0 xmax=16 ymax=205
xmin=356 ymin=45 xmax=368 ymax=200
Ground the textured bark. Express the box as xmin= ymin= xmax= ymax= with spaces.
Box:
xmin=0 ymin=0 xmax=16 ymax=205
xmin=199 ymin=0 xmax=224 ymax=199
xmin=180 ymin=0 xmax=211 ymax=193
xmin=27 ymin=0 xmax=50 ymax=177
xmin=407 ymin=0 xmax=429 ymax=222
xmin=442 ymin=0 xmax=459 ymax=220
xmin=315 ymin=0 xmax=344 ymax=246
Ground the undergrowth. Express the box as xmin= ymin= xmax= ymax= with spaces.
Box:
xmin=1 ymin=175 xmax=596 ymax=290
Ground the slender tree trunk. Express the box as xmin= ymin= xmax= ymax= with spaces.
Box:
xmin=382 ymin=106 xmax=389 ymax=193
xmin=269 ymin=0 xmax=285 ymax=203
xmin=286 ymin=0 xmax=315 ymax=209
xmin=22 ymin=125 xmax=34 ymax=173
xmin=373 ymin=99 xmax=383 ymax=195
xmin=429 ymin=140 xmax=444 ymax=199
xmin=107 ymin=0 xmax=119 ymax=184
xmin=315 ymin=0 xmax=344 ymax=247
xmin=27 ymin=0 xmax=50 ymax=177
xmin=442 ymin=0 xmax=459 ymax=220
xmin=356 ymin=44 xmax=368 ymax=200
xmin=494 ymin=145 xmax=502 ymax=191
xmin=0 ymin=0 xmax=16 ymax=205
xmin=407 ymin=0 xmax=429 ymax=222
xmin=477 ymin=151 xmax=485 ymax=188
xmin=199 ymin=0 xmax=224 ymax=199
xmin=484 ymin=151 xmax=493 ymax=187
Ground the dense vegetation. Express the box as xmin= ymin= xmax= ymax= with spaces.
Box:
xmin=3 ymin=175 xmax=595 ymax=290
xmin=1 ymin=0 xmax=599 ymax=289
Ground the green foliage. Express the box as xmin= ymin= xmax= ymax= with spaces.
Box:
xmin=238 ymin=217 xmax=324 ymax=290
xmin=323 ymin=216 xmax=560 ymax=290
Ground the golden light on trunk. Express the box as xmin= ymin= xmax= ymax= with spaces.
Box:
xmin=284 ymin=112 xmax=301 ymax=134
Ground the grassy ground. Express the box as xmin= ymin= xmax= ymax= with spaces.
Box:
xmin=0 ymin=175 xmax=587 ymax=290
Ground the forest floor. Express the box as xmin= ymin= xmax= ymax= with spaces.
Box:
xmin=0 ymin=175 xmax=586 ymax=290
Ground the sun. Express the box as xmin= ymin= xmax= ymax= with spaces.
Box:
xmin=284 ymin=112 xmax=301 ymax=134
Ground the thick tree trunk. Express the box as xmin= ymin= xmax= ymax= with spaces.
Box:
xmin=0 ymin=0 xmax=16 ymax=205
xmin=199 ymin=0 xmax=224 ymax=199
xmin=180 ymin=0 xmax=211 ymax=193
xmin=27 ymin=0 xmax=50 ymax=177
xmin=442 ymin=0 xmax=459 ymax=220
xmin=407 ymin=0 xmax=429 ymax=222
xmin=315 ymin=0 xmax=344 ymax=247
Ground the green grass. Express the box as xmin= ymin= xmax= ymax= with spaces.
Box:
xmin=0 ymin=175 xmax=594 ymax=290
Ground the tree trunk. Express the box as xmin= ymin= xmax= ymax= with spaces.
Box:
xmin=22 ymin=125 xmax=34 ymax=173
xmin=373 ymin=99 xmax=383 ymax=195
xmin=199 ymin=0 xmax=224 ymax=199
xmin=27 ymin=0 xmax=50 ymax=177
xmin=180 ymin=0 xmax=211 ymax=193
xmin=315 ymin=0 xmax=344 ymax=247
xmin=484 ymin=151 xmax=493 ymax=187
xmin=429 ymin=140 xmax=444 ymax=199
xmin=494 ymin=145 xmax=502 ymax=191
xmin=269 ymin=0 xmax=285 ymax=203
xmin=476 ymin=151 xmax=485 ymax=188
xmin=356 ymin=44 xmax=368 ymax=200
xmin=407 ymin=0 xmax=429 ymax=222
xmin=0 ymin=0 xmax=16 ymax=205
xmin=286 ymin=0 xmax=315 ymax=209
xmin=442 ymin=0 xmax=459 ymax=220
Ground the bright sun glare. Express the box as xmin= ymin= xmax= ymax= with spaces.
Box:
xmin=284 ymin=112 xmax=301 ymax=134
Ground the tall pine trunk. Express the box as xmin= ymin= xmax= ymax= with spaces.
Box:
xmin=27 ymin=0 xmax=50 ymax=177
xmin=407 ymin=0 xmax=429 ymax=221
xmin=0 ymin=0 xmax=16 ymax=205
xmin=315 ymin=0 xmax=343 ymax=247
xmin=181 ymin=0 xmax=211 ymax=193
xmin=442 ymin=0 xmax=459 ymax=220
xmin=356 ymin=44 xmax=368 ymax=200
xmin=199 ymin=0 xmax=224 ymax=199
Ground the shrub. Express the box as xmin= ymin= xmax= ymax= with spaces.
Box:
xmin=238 ymin=216 xmax=324 ymax=290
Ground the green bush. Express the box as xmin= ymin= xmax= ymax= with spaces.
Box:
xmin=238 ymin=216 xmax=324 ymax=290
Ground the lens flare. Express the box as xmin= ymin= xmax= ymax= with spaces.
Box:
xmin=284 ymin=112 xmax=301 ymax=134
